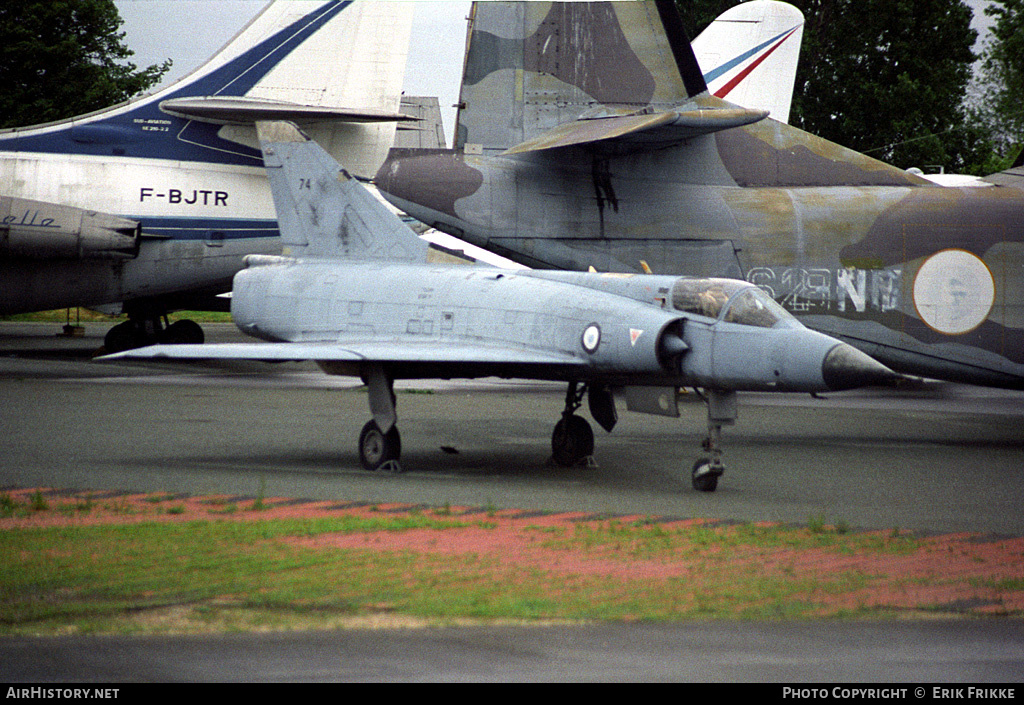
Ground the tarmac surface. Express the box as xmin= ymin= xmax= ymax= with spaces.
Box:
xmin=3 ymin=621 xmax=1024 ymax=683
xmin=3 ymin=321 xmax=1024 ymax=681
xmin=3 ymin=322 xmax=1023 ymax=535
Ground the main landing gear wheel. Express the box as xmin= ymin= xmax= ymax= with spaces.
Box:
xmin=102 ymin=308 xmax=205 ymax=353
xmin=103 ymin=321 xmax=145 ymax=354
xmin=551 ymin=414 xmax=594 ymax=467
xmin=163 ymin=319 xmax=204 ymax=345
xmin=691 ymin=458 xmax=724 ymax=493
xmin=359 ymin=420 xmax=402 ymax=472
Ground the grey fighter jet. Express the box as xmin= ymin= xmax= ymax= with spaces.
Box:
xmin=375 ymin=0 xmax=1024 ymax=390
xmin=104 ymin=121 xmax=896 ymax=492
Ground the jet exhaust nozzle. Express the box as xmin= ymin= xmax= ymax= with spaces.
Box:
xmin=821 ymin=343 xmax=899 ymax=391
xmin=0 ymin=197 xmax=140 ymax=260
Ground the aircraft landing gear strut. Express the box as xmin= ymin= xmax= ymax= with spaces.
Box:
xmin=103 ymin=300 xmax=204 ymax=353
xmin=692 ymin=389 xmax=737 ymax=493
xmin=358 ymin=364 xmax=403 ymax=472
xmin=551 ymin=381 xmax=595 ymax=467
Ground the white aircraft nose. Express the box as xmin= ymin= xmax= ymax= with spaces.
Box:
xmin=821 ymin=343 xmax=899 ymax=391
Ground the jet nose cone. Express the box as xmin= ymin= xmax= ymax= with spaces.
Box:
xmin=822 ymin=343 xmax=899 ymax=391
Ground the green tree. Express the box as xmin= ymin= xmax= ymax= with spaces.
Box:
xmin=0 ymin=0 xmax=170 ymax=129
xmin=679 ymin=0 xmax=991 ymax=172
xmin=973 ymin=0 xmax=1024 ymax=163
xmin=677 ymin=0 xmax=743 ymax=38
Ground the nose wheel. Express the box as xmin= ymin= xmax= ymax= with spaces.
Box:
xmin=691 ymin=457 xmax=724 ymax=492
xmin=691 ymin=389 xmax=736 ymax=493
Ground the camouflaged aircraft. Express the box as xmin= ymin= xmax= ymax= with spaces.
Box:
xmin=374 ymin=0 xmax=1024 ymax=390
xmin=104 ymin=121 xmax=897 ymax=491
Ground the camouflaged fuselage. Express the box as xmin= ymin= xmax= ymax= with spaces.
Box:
xmin=375 ymin=1 xmax=1024 ymax=388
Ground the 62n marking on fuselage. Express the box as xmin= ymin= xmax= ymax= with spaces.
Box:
xmin=747 ymin=266 xmax=902 ymax=317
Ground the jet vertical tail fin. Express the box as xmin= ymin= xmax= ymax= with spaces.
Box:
xmin=455 ymin=0 xmax=707 ymax=153
xmin=256 ymin=121 xmax=427 ymax=262
xmin=692 ymin=1 xmax=805 ymax=124
xmin=0 ymin=1 xmax=414 ymax=178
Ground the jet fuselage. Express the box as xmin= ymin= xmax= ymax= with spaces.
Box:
xmin=377 ymin=135 xmax=1024 ymax=388
xmin=374 ymin=0 xmax=1024 ymax=390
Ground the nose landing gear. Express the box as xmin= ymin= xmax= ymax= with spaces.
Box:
xmin=692 ymin=389 xmax=736 ymax=493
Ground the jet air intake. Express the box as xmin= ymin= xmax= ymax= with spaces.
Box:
xmin=0 ymin=197 xmax=140 ymax=260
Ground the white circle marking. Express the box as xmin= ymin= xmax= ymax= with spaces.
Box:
xmin=912 ymin=249 xmax=995 ymax=335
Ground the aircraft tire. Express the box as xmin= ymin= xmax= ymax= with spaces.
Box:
xmin=163 ymin=319 xmax=205 ymax=345
xmin=551 ymin=415 xmax=594 ymax=467
xmin=691 ymin=458 xmax=721 ymax=493
xmin=359 ymin=420 xmax=401 ymax=471
xmin=103 ymin=321 xmax=144 ymax=354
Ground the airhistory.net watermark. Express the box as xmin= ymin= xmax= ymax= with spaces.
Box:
xmin=6 ymin=689 xmax=119 ymax=700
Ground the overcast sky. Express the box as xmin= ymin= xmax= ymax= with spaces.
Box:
xmin=115 ymin=0 xmax=997 ymax=146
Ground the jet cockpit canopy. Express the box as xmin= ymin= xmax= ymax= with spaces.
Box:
xmin=671 ymin=278 xmax=796 ymax=328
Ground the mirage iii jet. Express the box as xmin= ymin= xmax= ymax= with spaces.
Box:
xmin=375 ymin=0 xmax=1024 ymax=390
xmin=104 ymin=121 xmax=897 ymax=492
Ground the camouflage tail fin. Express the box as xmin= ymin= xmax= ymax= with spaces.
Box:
xmin=455 ymin=0 xmax=706 ymax=153
xmin=256 ymin=121 xmax=427 ymax=262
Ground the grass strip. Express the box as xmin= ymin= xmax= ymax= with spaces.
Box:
xmin=1 ymin=511 xmax=1019 ymax=635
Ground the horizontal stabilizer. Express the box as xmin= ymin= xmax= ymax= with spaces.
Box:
xmin=159 ymin=97 xmax=418 ymax=126
xmin=501 ymin=108 xmax=768 ymax=155
xmin=100 ymin=341 xmax=585 ymax=368
xmin=982 ymin=149 xmax=1024 ymax=188
xmin=980 ymin=168 xmax=1024 ymax=188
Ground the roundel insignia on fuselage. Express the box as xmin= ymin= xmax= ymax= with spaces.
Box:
xmin=581 ymin=323 xmax=601 ymax=354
